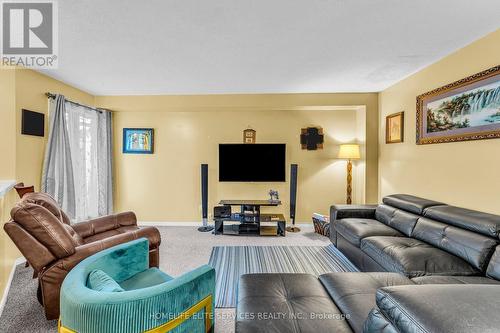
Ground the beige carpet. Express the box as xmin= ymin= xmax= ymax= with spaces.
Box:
xmin=0 ymin=225 xmax=330 ymax=333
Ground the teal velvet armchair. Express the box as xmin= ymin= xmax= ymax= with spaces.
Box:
xmin=59 ymin=238 xmax=215 ymax=333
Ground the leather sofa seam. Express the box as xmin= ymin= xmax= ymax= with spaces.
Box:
xmin=279 ymin=275 xmax=301 ymax=333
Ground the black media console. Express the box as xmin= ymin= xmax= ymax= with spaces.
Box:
xmin=214 ymin=200 xmax=286 ymax=236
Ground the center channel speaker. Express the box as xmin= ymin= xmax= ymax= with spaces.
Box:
xmin=286 ymin=164 xmax=301 ymax=232
xmin=198 ymin=164 xmax=214 ymax=232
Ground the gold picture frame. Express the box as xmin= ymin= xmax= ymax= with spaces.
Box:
xmin=243 ymin=128 xmax=256 ymax=144
xmin=386 ymin=112 xmax=404 ymax=144
xmin=416 ymin=65 xmax=500 ymax=145
xmin=300 ymin=127 xmax=324 ymax=150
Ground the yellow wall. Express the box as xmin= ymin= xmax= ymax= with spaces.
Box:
xmin=97 ymin=93 xmax=379 ymax=222
xmin=0 ymin=69 xmax=18 ymax=302
xmin=0 ymin=68 xmax=94 ymax=301
xmin=379 ymin=29 xmax=500 ymax=214
xmin=112 ymin=109 xmax=363 ymax=222
xmin=0 ymin=70 xmax=16 ymax=179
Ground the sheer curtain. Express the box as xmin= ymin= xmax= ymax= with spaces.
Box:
xmin=42 ymin=94 xmax=113 ymax=222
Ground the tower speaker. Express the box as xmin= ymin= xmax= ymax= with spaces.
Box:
xmin=198 ymin=164 xmax=214 ymax=232
xmin=287 ymin=164 xmax=300 ymax=232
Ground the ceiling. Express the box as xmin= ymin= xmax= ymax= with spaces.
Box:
xmin=39 ymin=0 xmax=500 ymax=96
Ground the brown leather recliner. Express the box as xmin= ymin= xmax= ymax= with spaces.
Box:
xmin=3 ymin=192 xmax=161 ymax=320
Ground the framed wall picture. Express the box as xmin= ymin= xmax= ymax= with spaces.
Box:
xmin=243 ymin=128 xmax=256 ymax=143
xmin=300 ymin=127 xmax=324 ymax=150
xmin=416 ymin=65 xmax=500 ymax=145
xmin=386 ymin=112 xmax=404 ymax=143
xmin=123 ymin=128 xmax=154 ymax=154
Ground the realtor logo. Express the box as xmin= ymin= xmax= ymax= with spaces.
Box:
xmin=1 ymin=0 xmax=58 ymax=68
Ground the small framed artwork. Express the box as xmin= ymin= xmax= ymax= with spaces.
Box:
xmin=243 ymin=128 xmax=256 ymax=144
xmin=123 ymin=128 xmax=154 ymax=154
xmin=417 ymin=65 xmax=500 ymax=145
xmin=386 ymin=112 xmax=404 ymax=143
xmin=300 ymin=126 xmax=324 ymax=150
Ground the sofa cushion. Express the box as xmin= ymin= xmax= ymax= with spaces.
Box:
xmin=119 ymin=268 xmax=172 ymax=290
xmin=319 ymin=272 xmax=414 ymax=333
xmin=83 ymin=226 xmax=161 ymax=248
xmin=412 ymin=275 xmax=500 ymax=285
xmin=375 ymin=205 xmax=420 ymax=236
xmin=11 ymin=202 xmax=76 ymax=258
xmin=360 ymin=236 xmax=480 ymax=278
xmin=22 ymin=192 xmax=71 ymax=225
xmin=83 ymin=228 xmax=125 ymax=243
xmin=412 ymin=217 xmax=498 ymax=271
xmin=424 ymin=205 xmax=500 ymax=238
xmin=382 ymin=194 xmax=444 ymax=215
xmin=335 ymin=218 xmax=403 ymax=247
xmin=236 ymin=273 xmax=352 ymax=333
xmin=486 ymin=246 xmax=500 ymax=281
xmin=87 ymin=269 xmax=124 ymax=292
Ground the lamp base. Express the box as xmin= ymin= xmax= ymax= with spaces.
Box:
xmin=198 ymin=218 xmax=214 ymax=232
xmin=346 ymin=160 xmax=353 ymax=205
xmin=198 ymin=225 xmax=214 ymax=232
xmin=286 ymin=226 xmax=301 ymax=233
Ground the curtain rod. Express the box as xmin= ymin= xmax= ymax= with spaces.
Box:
xmin=45 ymin=93 xmax=110 ymax=113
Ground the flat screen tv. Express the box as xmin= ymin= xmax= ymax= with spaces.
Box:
xmin=219 ymin=144 xmax=286 ymax=182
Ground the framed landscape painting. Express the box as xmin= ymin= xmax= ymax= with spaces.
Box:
xmin=416 ymin=65 xmax=500 ymax=145
xmin=123 ymin=128 xmax=154 ymax=154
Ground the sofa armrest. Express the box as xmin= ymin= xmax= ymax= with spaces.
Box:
xmin=363 ymin=308 xmax=399 ymax=333
xmin=330 ymin=205 xmax=377 ymax=222
xmin=371 ymin=285 xmax=500 ymax=333
xmin=329 ymin=205 xmax=377 ymax=245
xmin=72 ymin=211 xmax=137 ymax=238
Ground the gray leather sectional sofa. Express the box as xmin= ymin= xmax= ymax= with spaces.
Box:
xmin=331 ymin=194 xmax=500 ymax=279
xmin=235 ymin=194 xmax=500 ymax=333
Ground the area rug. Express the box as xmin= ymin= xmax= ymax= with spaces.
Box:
xmin=208 ymin=245 xmax=359 ymax=307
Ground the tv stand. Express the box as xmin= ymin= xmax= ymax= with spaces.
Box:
xmin=214 ymin=200 xmax=286 ymax=236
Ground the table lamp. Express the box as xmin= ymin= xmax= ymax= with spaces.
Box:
xmin=338 ymin=144 xmax=360 ymax=204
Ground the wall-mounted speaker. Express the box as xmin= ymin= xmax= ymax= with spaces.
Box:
xmin=287 ymin=164 xmax=300 ymax=232
xmin=21 ymin=109 xmax=45 ymax=137
xmin=198 ymin=164 xmax=214 ymax=232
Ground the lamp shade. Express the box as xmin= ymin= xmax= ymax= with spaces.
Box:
xmin=338 ymin=144 xmax=360 ymax=159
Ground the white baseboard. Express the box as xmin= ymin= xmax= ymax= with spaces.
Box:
xmin=0 ymin=257 xmax=26 ymax=317
xmin=138 ymin=221 xmax=201 ymax=226
xmin=138 ymin=221 xmax=313 ymax=227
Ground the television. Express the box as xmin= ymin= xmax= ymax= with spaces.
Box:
xmin=219 ymin=144 xmax=286 ymax=182
xmin=21 ymin=109 xmax=45 ymax=137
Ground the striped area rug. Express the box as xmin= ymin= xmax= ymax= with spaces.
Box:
xmin=208 ymin=245 xmax=359 ymax=307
